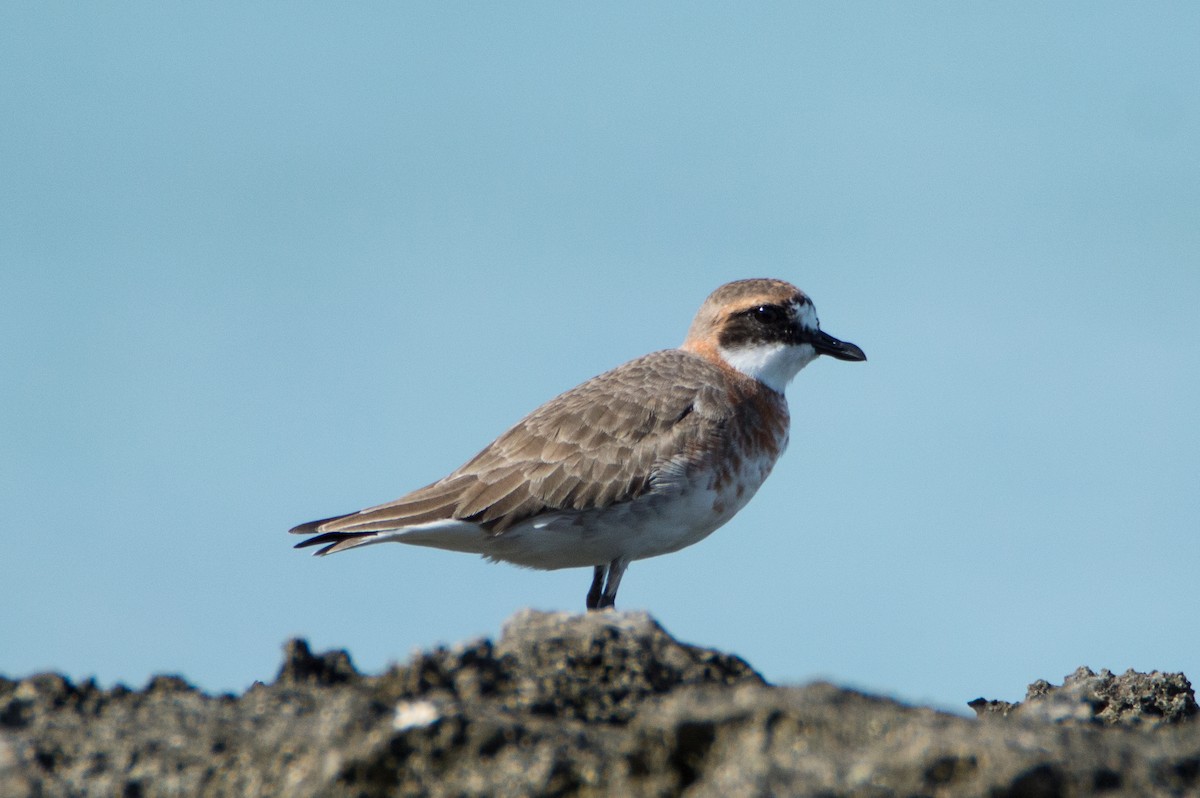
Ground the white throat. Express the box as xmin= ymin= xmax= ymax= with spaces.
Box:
xmin=718 ymin=342 xmax=818 ymax=393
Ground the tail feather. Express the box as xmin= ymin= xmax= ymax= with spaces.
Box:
xmin=288 ymin=513 xmax=353 ymax=536
xmin=292 ymin=529 xmax=378 ymax=556
xmin=290 ymin=513 xmax=379 ymax=556
xmin=289 ymin=504 xmax=490 ymax=557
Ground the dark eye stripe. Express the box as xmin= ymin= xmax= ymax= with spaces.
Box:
xmin=746 ymin=304 xmax=787 ymax=324
xmin=720 ymin=303 xmax=803 ymax=348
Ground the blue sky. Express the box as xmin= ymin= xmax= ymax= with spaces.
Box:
xmin=2 ymin=3 xmax=1197 ymax=710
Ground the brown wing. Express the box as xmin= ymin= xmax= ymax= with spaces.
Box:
xmin=299 ymin=350 xmax=736 ymax=536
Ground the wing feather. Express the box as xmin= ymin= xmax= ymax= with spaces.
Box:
xmin=293 ymin=350 xmax=738 ymax=538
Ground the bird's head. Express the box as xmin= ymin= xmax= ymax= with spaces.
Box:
xmin=683 ymin=278 xmax=866 ymax=392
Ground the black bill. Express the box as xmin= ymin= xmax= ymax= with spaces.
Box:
xmin=811 ymin=330 xmax=867 ymax=362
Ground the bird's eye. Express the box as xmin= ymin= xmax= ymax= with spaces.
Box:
xmin=748 ymin=305 xmax=786 ymax=325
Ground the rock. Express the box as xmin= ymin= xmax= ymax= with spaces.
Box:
xmin=2 ymin=610 xmax=1199 ymax=797
xmin=275 ymin=639 xmax=359 ymax=687
xmin=489 ymin=609 xmax=764 ymax=723
xmin=970 ymin=666 xmax=1198 ymax=726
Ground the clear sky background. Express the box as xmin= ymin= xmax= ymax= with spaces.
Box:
xmin=3 ymin=3 xmax=1197 ymax=711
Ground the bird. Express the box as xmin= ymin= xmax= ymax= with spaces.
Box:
xmin=290 ymin=278 xmax=866 ymax=610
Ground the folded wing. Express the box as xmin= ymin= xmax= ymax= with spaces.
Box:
xmin=290 ymin=350 xmax=732 ymax=553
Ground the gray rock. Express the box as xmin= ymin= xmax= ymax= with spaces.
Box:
xmin=2 ymin=610 xmax=1199 ymax=797
xmin=970 ymin=666 xmax=1198 ymax=726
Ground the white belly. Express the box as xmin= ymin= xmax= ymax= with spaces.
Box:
xmin=479 ymin=449 xmax=781 ymax=570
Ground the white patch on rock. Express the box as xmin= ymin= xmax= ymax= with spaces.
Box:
xmin=393 ymin=699 xmax=441 ymax=731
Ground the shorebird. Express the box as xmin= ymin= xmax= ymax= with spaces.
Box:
xmin=291 ymin=278 xmax=865 ymax=610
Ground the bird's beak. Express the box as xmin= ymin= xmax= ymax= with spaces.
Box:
xmin=811 ymin=330 xmax=867 ymax=362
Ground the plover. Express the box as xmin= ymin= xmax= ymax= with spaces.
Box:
xmin=291 ymin=278 xmax=865 ymax=609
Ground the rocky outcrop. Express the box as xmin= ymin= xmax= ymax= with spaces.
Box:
xmin=969 ymin=665 xmax=1198 ymax=726
xmin=2 ymin=610 xmax=1198 ymax=797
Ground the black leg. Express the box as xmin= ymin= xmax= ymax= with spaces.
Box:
xmin=585 ymin=564 xmax=605 ymax=610
xmin=597 ymin=558 xmax=627 ymax=610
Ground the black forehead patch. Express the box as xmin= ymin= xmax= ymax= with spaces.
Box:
xmin=718 ymin=302 xmax=805 ymax=349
